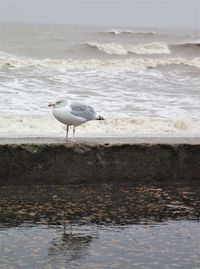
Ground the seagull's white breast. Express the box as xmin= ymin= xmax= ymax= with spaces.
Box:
xmin=52 ymin=105 xmax=86 ymax=126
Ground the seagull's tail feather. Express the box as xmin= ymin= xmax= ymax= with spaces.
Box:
xmin=96 ymin=115 xmax=104 ymax=120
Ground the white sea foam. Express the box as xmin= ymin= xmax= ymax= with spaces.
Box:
xmin=0 ymin=53 xmax=200 ymax=70
xmin=0 ymin=24 xmax=199 ymax=139
xmin=104 ymin=29 xmax=156 ymax=35
xmin=1 ymin=114 xmax=200 ymax=137
xmin=84 ymin=41 xmax=170 ymax=55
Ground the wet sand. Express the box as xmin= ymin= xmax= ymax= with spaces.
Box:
xmin=0 ymin=184 xmax=199 ymax=226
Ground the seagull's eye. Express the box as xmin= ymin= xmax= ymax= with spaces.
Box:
xmin=56 ymin=101 xmax=62 ymax=104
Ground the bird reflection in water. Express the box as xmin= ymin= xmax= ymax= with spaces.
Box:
xmin=48 ymin=224 xmax=98 ymax=265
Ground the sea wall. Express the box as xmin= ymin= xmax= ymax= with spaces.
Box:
xmin=0 ymin=138 xmax=199 ymax=185
xmin=0 ymin=138 xmax=200 ymax=222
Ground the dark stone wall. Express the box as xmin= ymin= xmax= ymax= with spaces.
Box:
xmin=0 ymin=142 xmax=200 ymax=185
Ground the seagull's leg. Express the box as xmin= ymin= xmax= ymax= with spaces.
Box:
xmin=73 ymin=126 xmax=76 ymax=139
xmin=66 ymin=125 xmax=69 ymax=140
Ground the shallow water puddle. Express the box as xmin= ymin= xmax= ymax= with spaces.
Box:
xmin=0 ymin=221 xmax=199 ymax=269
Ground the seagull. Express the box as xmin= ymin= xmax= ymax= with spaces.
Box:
xmin=48 ymin=98 xmax=104 ymax=139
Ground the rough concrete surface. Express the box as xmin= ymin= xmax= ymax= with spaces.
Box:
xmin=0 ymin=137 xmax=200 ymax=223
xmin=0 ymin=137 xmax=200 ymax=185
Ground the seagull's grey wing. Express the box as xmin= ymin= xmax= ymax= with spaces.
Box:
xmin=70 ymin=102 xmax=96 ymax=121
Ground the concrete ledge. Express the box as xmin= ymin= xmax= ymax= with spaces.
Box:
xmin=0 ymin=137 xmax=200 ymax=185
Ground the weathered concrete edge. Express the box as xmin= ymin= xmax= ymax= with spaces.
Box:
xmin=0 ymin=137 xmax=200 ymax=185
xmin=1 ymin=136 xmax=200 ymax=145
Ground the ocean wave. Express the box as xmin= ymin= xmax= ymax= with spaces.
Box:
xmin=1 ymin=114 xmax=200 ymax=137
xmin=173 ymin=42 xmax=200 ymax=49
xmin=184 ymin=42 xmax=200 ymax=47
xmin=103 ymin=29 xmax=156 ymax=35
xmin=0 ymin=54 xmax=199 ymax=70
xmin=84 ymin=41 xmax=170 ymax=55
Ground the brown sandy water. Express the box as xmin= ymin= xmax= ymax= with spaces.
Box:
xmin=1 ymin=23 xmax=200 ymax=138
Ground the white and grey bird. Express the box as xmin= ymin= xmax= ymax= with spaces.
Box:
xmin=48 ymin=98 xmax=104 ymax=139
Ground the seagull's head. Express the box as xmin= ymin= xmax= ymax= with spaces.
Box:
xmin=48 ymin=98 xmax=67 ymax=108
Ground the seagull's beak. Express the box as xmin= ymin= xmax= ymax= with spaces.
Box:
xmin=48 ymin=102 xmax=55 ymax=107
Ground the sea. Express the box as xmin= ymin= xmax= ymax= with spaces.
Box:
xmin=0 ymin=23 xmax=200 ymax=137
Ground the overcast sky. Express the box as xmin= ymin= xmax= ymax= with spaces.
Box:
xmin=0 ymin=0 xmax=199 ymax=29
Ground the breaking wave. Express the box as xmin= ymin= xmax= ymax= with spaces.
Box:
xmin=1 ymin=114 xmax=200 ymax=137
xmin=84 ymin=41 xmax=170 ymax=55
xmin=184 ymin=42 xmax=200 ymax=47
xmin=0 ymin=53 xmax=200 ymax=70
xmin=172 ymin=42 xmax=200 ymax=49
xmin=103 ymin=29 xmax=156 ymax=35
